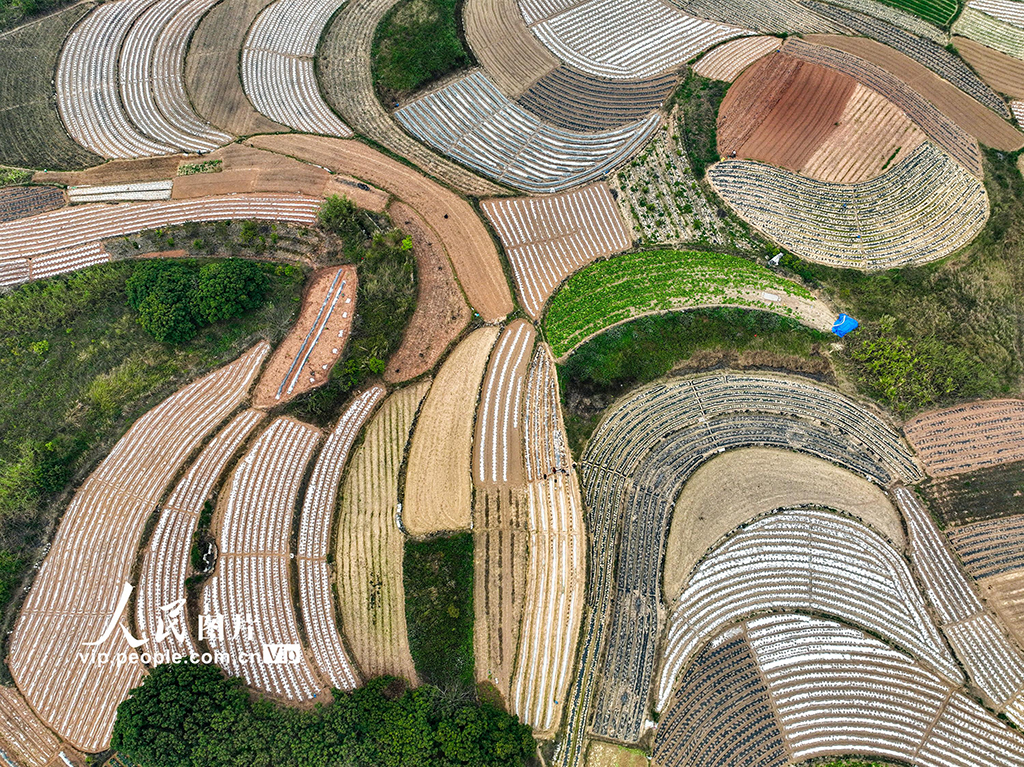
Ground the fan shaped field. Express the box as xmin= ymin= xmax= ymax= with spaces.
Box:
xmin=954 ymin=36 xmax=1024 ymax=97
xmin=384 ymin=202 xmax=471 ymax=383
xmin=463 ymin=0 xmax=558 ymax=97
xmin=403 ymin=327 xmax=498 ymax=536
xmin=0 ymin=3 xmax=104 ymax=170
xmin=8 ymin=343 xmax=268 ymax=752
xmin=543 ymin=249 xmax=833 ymax=359
xmin=481 ymin=183 xmax=630 ymax=319
xmin=718 ymin=53 xmax=858 ymax=170
xmin=253 ymin=266 xmax=357 ymax=409
xmin=335 ymin=381 xmax=429 ymax=683
xmin=248 ymin=135 xmax=514 ymax=321
xmin=708 ymin=142 xmax=989 ymax=269
xmin=693 ymin=35 xmax=782 ymax=81
xmin=904 ymin=399 xmax=1024 ymax=476
xmin=184 ymin=0 xmax=287 ymax=136
xmin=967 ymin=0 xmax=1024 ymax=27
xmin=661 ymin=447 xmax=904 ymax=601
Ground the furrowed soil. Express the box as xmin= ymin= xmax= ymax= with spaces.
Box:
xmin=0 ymin=3 xmax=104 ymax=170
xmin=954 ymin=36 xmax=1024 ymax=99
xmin=923 ymin=461 xmax=1024 ymax=526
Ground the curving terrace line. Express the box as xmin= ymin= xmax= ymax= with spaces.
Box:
xmin=242 ymin=0 xmax=354 ymax=136
xmin=120 ymin=0 xmax=232 ymax=153
xmin=555 ymin=372 xmax=920 ymax=764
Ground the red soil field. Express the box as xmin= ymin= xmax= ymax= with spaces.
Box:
xmin=719 ymin=52 xmax=857 ymax=171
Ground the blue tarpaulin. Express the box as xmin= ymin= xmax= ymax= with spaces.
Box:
xmin=832 ymin=314 xmax=859 ymax=337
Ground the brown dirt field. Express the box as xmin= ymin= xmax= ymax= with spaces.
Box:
xmin=464 ymin=0 xmax=558 ymax=97
xmin=729 ymin=58 xmax=857 ymax=171
xmin=694 ymin=36 xmax=783 ymax=82
xmin=171 ymin=144 xmax=331 ymax=199
xmin=385 ymin=201 xmax=470 ymax=382
xmin=801 ymin=83 xmax=927 ymax=182
xmin=33 ymin=156 xmax=181 ymax=186
xmin=904 ymin=399 xmax=1024 ymax=477
xmin=955 ymin=37 xmax=1024 ymax=99
xmin=248 ymin=135 xmax=514 ymax=321
xmin=662 ymin=447 xmax=904 ymax=601
xmin=473 ymin=485 xmax=530 ymax=707
xmin=403 ymin=326 xmax=498 ymax=536
xmin=253 ymin=266 xmax=357 ymax=409
xmin=0 ymin=686 xmax=63 ymax=767
xmin=336 ymin=381 xmax=429 ymax=685
xmin=805 ymin=34 xmax=1024 ymax=151
xmin=717 ymin=53 xmax=804 ymax=155
xmin=586 ymin=741 xmax=649 ymax=767
xmin=977 ymin=570 xmax=1024 ymax=649
xmin=326 ymin=176 xmax=390 ymax=213
xmin=184 ymin=0 xmax=287 ymax=137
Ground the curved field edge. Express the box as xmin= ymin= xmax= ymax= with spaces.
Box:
xmin=543 ymin=249 xmax=833 ymax=359
xmin=0 ymin=3 xmax=104 ymax=170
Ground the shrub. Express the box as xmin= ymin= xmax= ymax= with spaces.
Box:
xmin=191 ymin=259 xmax=268 ymax=324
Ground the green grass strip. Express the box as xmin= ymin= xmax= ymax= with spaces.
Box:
xmin=544 ymin=249 xmax=817 ymax=359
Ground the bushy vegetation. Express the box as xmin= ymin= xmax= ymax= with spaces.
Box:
xmin=176 ymin=160 xmax=222 ymax=176
xmin=287 ymin=196 xmax=417 ymax=423
xmin=669 ymin=72 xmax=729 ymax=180
xmin=111 ymin=662 xmax=535 ymax=767
xmin=544 ymin=249 xmax=818 ymax=358
xmin=0 ymin=262 xmax=304 ymax=660
xmin=780 ymin=149 xmax=1024 ymax=416
xmin=0 ymin=167 xmax=31 ymax=187
xmin=372 ymin=0 xmax=473 ymax=101
xmin=404 ymin=533 xmax=475 ymax=692
xmin=125 ymin=259 xmax=269 ymax=343
xmin=558 ymin=309 xmax=831 ymax=457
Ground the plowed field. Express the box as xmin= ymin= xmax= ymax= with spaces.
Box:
xmin=720 ymin=53 xmax=857 ymax=171
xmin=955 ymin=36 xmax=1024 ymax=98
xmin=385 ymin=201 xmax=470 ymax=383
xmin=172 ymin=144 xmax=331 ymax=199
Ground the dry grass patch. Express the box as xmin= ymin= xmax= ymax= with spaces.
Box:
xmin=662 ymin=447 xmax=904 ymax=601
xmin=335 ymin=381 xmax=429 ymax=683
xmin=403 ymin=326 xmax=498 ymax=536
xmin=587 ymin=741 xmax=648 ymax=767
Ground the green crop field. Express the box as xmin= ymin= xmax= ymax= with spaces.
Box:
xmin=877 ymin=0 xmax=958 ymax=27
xmin=543 ymin=249 xmax=821 ymax=359
xmin=0 ymin=3 xmax=103 ymax=170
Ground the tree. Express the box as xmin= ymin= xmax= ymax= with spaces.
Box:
xmin=192 ymin=259 xmax=268 ymax=324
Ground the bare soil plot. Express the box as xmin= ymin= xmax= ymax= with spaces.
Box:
xmin=8 ymin=343 xmax=268 ymax=752
xmin=253 ymin=266 xmax=356 ymax=409
xmin=955 ymin=36 xmax=1024 ymax=98
xmin=976 ymin=569 xmax=1024 ymax=650
xmin=801 ymin=83 xmax=927 ymax=182
xmin=924 ymin=461 xmax=1024 ymax=526
xmin=662 ymin=447 xmax=904 ymax=601
xmin=474 ymin=320 xmax=536 ymax=488
xmin=464 ymin=0 xmax=558 ymax=97
xmin=33 ymin=156 xmax=180 ymax=187
xmin=720 ymin=53 xmax=857 ymax=170
xmin=385 ymin=201 xmax=470 ymax=382
xmin=248 ymin=135 xmax=514 ymax=321
xmin=473 ymin=485 xmax=529 ymax=707
xmin=315 ymin=0 xmax=505 ymax=197
xmin=335 ymin=381 xmax=429 ymax=684
xmin=0 ymin=186 xmax=64 ymax=223
xmin=184 ymin=0 xmax=287 ymax=137
xmin=905 ymin=399 xmax=1024 ymax=477
xmin=586 ymin=741 xmax=648 ymax=767
xmin=0 ymin=686 xmax=62 ymax=767
xmin=172 ymin=144 xmax=330 ymax=199
xmin=717 ymin=53 xmax=804 ymax=153
xmin=0 ymin=3 xmax=104 ymax=170
xmin=326 ymin=176 xmax=389 ymax=213
xmin=803 ymin=34 xmax=1024 ymax=151
xmin=694 ymin=35 xmax=782 ymax=82
xmin=403 ymin=326 xmax=498 ymax=536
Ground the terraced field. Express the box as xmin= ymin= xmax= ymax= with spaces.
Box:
xmin=0 ymin=3 xmax=103 ymax=169
xmin=544 ymin=249 xmax=833 ymax=359
xmin=404 ymin=327 xmax=498 ymax=536
xmin=694 ymin=35 xmax=782 ymax=81
xmin=335 ymin=381 xmax=429 ymax=683
xmin=955 ymin=5 xmax=1024 ymax=59
xmin=904 ymin=399 xmax=1024 ymax=476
